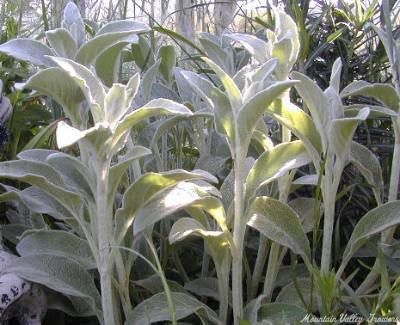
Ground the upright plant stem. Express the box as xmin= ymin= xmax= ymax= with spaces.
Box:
xmin=96 ymin=160 xmax=117 ymax=325
xmin=232 ymin=154 xmax=246 ymax=325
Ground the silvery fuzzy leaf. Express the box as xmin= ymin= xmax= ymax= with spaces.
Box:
xmin=62 ymin=2 xmax=85 ymax=47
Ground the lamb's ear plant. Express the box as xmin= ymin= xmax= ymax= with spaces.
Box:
xmin=176 ymin=8 xmax=318 ymax=324
xmin=0 ymin=3 xmax=225 ymax=325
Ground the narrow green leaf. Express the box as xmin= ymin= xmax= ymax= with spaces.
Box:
xmin=247 ymin=197 xmax=311 ymax=261
xmin=202 ymin=57 xmax=242 ymax=111
xmin=17 ymin=230 xmax=95 ymax=269
xmin=109 ymin=146 xmax=152 ymax=202
xmin=349 ymin=141 xmax=383 ymax=204
xmin=95 ymin=42 xmax=129 ymax=87
xmin=246 ymin=141 xmax=311 ymax=200
xmin=238 ymin=80 xmax=297 ymax=150
xmin=125 ymin=292 xmax=219 ymax=325
xmin=154 ymin=26 xmax=205 ymax=55
xmin=46 ymin=28 xmax=78 ymax=59
xmin=199 ymin=38 xmax=233 ymax=75
xmin=340 ymin=81 xmax=399 ymax=111
xmin=291 ymin=71 xmax=329 ymax=143
xmin=340 ymin=201 xmax=400 ymax=273
xmin=0 ymin=39 xmax=55 ymax=67
xmin=328 ymin=107 xmax=369 ymax=163
xmin=181 ymin=70 xmax=234 ymax=143
xmin=62 ymin=2 xmax=85 ymax=47
xmin=158 ymin=45 xmax=176 ymax=83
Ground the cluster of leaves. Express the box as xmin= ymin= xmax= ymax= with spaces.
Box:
xmin=0 ymin=1 xmax=400 ymax=325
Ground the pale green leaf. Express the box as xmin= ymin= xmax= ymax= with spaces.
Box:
xmin=50 ymin=57 xmax=106 ymax=123
xmin=4 ymin=255 xmax=101 ymax=314
xmin=115 ymin=170 xmax=214 ymax=241
xmin=125 ymin=292 xmax=219 ymax=325
xmin=114 ymin=99 xmax=192 ymax=146
xmin=0 ymin=160 xmax=82 ymax=215
xmin=95 ymin=42 xmax=130 ymax=87
xmin=246 ymin=141 xmax=311 ymax=200
xmin=76 ymin=31 xmax=140 ymax=67
xmin=291 ymin=71 xmax=329 ymax=144
xmin=202 ymin=57 xmax=242 ymax=111
xmin=46 ymin=152 xmax=95 ymax=199
xmin=258 ymin=303 xmax=307 ymax=323
xmin=181 ymin=70 xmax=234 ymax=143
xmin=238 ymin=80 xmax=297 ymax=150
xmin=46 ymin=28 xmax=78 ymax=59
xmin=265 ymin=101 xmax=322 ymax=163
xmin=226 ymin=33 xmax=268 ymax=64
xmin=25 ymin=68 xmax=86 ymax=127
xmin=288 ymin=198 xmax=321 ymax=233
xmin=104 ymin=74 xmax=140 ymax=124
xmin=329 ymin=57 xmax=342 ymax=92
xmin=328 ymin=107 xmax=369 ymax=163
xmin=17 ymin=149 xmax=59 ymax=162
xmin=247 ymin=197 xmax=311 ymax=261
xmin=137 ymin=59 xmax=161 ymax=106
xmin=199 ymin=38 xmax=233 ymax=75
xmin=184 ymin=277 xmax=229 ymax=302
xmin=133 ymin=183 xmax=227 ymax=235
xmin=340 ymin=80 xmax=399 ymax=111
xmin=158 ymin=45 xmax=176 ymax=83
xmin=62 ymin=2 xmax=85 ymax=47
xmin=0 ymin=39 xmax=55 ymax=67
xmin=340 ymin=201 xmax=400 ymax=273
xmin=109 ymin=146 xmax=152 ymax=201
xmin=17 ymin=230 xmax=95 ymax=269
xmin=96 ymin=20 xmax=150 ymax=35
xmin=276 ymin=278 xmax=320 ymax=311
xmin=349 ymin=141 xmax=383 ymax=204
xmin=19 ymin=186 xmax=75 ymax=220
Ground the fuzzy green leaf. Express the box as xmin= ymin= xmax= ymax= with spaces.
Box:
xmin=125 ymin=292 xmax=219 ymax=325
xmin=341 ymin=81 xmax=399 ymax=111
xmin=46 ymin=28 xmax=78 ymax=59
xmin=181 ymin=70 xmax=234 ymax=143
xmin=25 ymin=68 xmax=86 ymax=127
xmin=247 ymin=197 xmax=311 ymax=261
xmin=0 ymin=39 xmax=55 ymax=67
xmin=202 ymin=57 xmax=242 ymax=111
xmin=17 ymin=230 xmax=95 ymax=269
xmin=238 ymin=81 xmax=297 ymax=150
xmin=226 ymin=33 xmax=268 ymax=64
xmin=349 ymin=141 xmax=383 ymax=204
xmin=50 ymin=57 xmax=106 ymax=123
xmin=4 ymin=255 xmax=101 ymax=314
xmin=246 ymin=141 xmax=311 ymax=200
xmin=340 ymin=201 xmax=400 ymax=273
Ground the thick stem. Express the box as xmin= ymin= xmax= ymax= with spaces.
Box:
xmin=96 ymin=160 xmax=118 ymax=325
xmin=232 ymin=155 xmax=246 ymax=325
xmin=321 ymin=159 xmax=342 ymax=273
